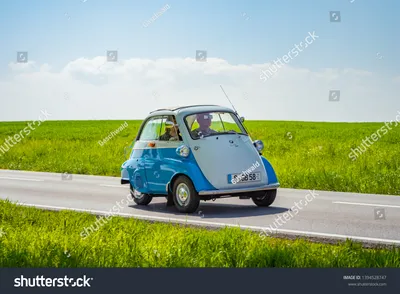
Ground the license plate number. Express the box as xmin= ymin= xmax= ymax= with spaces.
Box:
xmin=228 ymin=172 xmax=261 ymax=184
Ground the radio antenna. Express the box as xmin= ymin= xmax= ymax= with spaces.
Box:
xmin=219 ymin=85 xmax=251 ymax=137
xmin=219 ymin=85 xmax=238 ymax=115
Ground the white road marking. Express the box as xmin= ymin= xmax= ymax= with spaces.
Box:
xmin=16 ymin=202 xmax=400 ymax=246
xmin=333 ymin=201 xmax=400 ymax=209
xmin=0 ymin=177 xmax=44 ymax=182
xmin=99 ymin=184 xmax=128 ymax=188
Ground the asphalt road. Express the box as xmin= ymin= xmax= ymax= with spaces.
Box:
xmin=1 ymin=169 xmax=400 ymax=246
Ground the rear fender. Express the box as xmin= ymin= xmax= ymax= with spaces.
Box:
xmin=122 ymin=158 xmax=150 ymax=193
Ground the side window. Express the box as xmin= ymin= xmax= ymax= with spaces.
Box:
xmin=158 ymin=116 xmax=169 ymax=141
xmin=138 ymin=117 xmax=163 ymax=140
xmin=159 ymin=115 xmax=183 ymax=141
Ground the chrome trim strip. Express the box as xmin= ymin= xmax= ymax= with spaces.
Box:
xmin=131 ymin=147 xmax=182 ymax=150
xmin=166 ymin=182 xmax=170 ymax=192
xmin=198 ymin=183 xmax=280 ymax=196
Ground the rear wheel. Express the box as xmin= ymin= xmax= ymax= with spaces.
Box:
xmin=130 ymin=184 xmax=152 ymax=205
xmin=172 ymin=176 xmax=200 ymax=213
xmin=251 ymin=189 xmax=277 ymax=207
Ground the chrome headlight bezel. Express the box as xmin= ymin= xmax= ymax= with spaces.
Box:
xmin=176 ymin=145 xmax=190 ymax=157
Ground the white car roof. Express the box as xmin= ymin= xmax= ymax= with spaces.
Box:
xmin=149 ymin=105 xmax=235 ymax=117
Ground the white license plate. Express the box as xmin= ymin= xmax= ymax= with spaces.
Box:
xmin=229 ymin=172 xmax=261 ymax=184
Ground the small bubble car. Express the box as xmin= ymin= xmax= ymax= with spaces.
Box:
xmin=121 ymin=105 xmax=280 ymax=213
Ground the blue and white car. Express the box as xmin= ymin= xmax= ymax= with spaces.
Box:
xmin=121 ymin=105 xmax=280 ymax=213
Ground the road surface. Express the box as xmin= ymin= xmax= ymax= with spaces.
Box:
xmin=1 ymin=169 xmax=399 ymax=246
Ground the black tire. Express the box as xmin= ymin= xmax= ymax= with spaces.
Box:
xmin=251 ymin=189 xmax=277 ymax=207
xmin=165 ymin=193 xmax=174 ymax=206
xmin=172 ymin=176 xmax=200 ymax=213
xmin=130 ymin=184 xmax=152 ymax=205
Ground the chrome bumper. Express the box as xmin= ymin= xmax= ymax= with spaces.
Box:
xmin=198 ymin=183 xmax=280 ymax=196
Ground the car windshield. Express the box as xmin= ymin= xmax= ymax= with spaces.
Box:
xmin=185 ymin=111 xmax=248 ymax=139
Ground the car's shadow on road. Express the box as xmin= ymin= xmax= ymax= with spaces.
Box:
xmin=130 ymin=201 xmax=289 ymax=219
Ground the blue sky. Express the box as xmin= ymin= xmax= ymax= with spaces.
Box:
xmin=0 ymin=0 xmax=399 ymax=121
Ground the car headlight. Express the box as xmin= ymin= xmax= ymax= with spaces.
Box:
xmin=176 ymin=145 xmax=190 ymax=157
xmin=253 ymin=140 xmax=264 ymax=152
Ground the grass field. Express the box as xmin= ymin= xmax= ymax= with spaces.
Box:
xmin=0 ymin=119 xmax=399 ymax=195
xmin=0 ymin=200 xmax=399 ymax=267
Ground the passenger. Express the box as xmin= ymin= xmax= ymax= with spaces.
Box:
xmin=159 ymin=117 xmax=181 ymax=141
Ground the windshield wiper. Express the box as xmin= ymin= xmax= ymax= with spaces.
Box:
xmin=207 ymin=131 xmax=248 ymax=136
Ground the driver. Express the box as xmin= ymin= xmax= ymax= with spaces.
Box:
xmin=191 ymin=113 xmax=217 ymax=138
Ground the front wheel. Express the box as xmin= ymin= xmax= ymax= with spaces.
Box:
xmin=130 ymin=184 xmax=152 ymax=205
xmin=172 ymin=176 xmax=200 ymax=213
xmin=251 ymin=189 xmax=277 ymax=207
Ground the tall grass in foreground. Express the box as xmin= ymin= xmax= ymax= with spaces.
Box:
xmin=0 ymin=200 xmax=399 ymax=268
xmin=0 ymin=120 xmax=399 ymax=195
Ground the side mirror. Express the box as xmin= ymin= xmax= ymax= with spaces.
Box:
xmin=240 ymin=117 xmax=245 ymax=123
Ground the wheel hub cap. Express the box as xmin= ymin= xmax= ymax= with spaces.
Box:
xmin=177 ymin=183 xmax=190 ymax=205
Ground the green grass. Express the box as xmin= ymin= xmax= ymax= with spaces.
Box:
xmin=0 ymin=200 xmax=399 ymax=267
xmin=0 ymin=120 xmax=399 ymax=195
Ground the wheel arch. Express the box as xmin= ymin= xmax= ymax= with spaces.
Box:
xmin=167 ymin=172 xmax=193 ymax=195
xmin=167 ymin=159 xmax=216 ymax=194
xmin=261 ymin=156 xmax=279 ymax=185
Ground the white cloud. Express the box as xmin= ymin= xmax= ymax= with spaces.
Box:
xmin=0 ymin=57 xmax=398 ymax=122
xmin=8 ymin=61 xmax=37 ymax=72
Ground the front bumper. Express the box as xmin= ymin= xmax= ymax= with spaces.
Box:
xmin=198 ymin=183 xmax=280 ymax=196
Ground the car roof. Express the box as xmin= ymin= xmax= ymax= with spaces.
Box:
xmin=149 ymin=105 xmax=235 ymax=116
